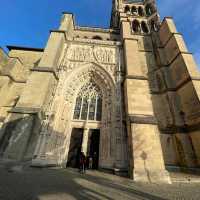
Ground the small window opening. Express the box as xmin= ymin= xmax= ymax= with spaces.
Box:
xmin=131 ymin=6 xmax=137 ymax=15
xmin=141 ymin=21 xmax=149 ymax=33
xmin=151 ymin=20 xmax=158 ymax=31
xmin=92 ymin=36 xmax=103 ymax=40
xmin=125 ymin=5 xmax=130 ymax=13
xmin=138 ymin=7 xmax=144 ymax=17
xmin=145 ymin=4 xmax=155 ymax=16
xmin=132 ymin=20 xmax=141 ymax=33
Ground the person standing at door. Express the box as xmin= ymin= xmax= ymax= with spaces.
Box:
xmin=93 ymin=152 xmax=98 ymax=169
xmin=89 ymin=156 xmax=93 ymax=169
xmin=79 ymin=152 xmax=86 ymax=173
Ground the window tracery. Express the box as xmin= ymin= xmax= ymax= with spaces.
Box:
xmin=73 ymin=81 xmax=102 ymax=121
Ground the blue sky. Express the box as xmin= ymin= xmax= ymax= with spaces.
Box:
xmin=0 ymin=0 xmax=199 ymax=67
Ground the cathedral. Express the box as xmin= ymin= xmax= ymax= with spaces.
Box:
xmin=0 ymin=0 xmax=200 ymax=183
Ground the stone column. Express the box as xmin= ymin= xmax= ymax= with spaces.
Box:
xmin=81 ymin=128 xmax=89 ymax=155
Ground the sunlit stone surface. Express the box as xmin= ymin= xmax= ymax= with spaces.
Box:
xmin=0 ymin=0 xmax=200 ymax=184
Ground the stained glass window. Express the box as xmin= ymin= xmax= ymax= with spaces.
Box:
xmin=73 ymin=81 xmax=102 ymax=121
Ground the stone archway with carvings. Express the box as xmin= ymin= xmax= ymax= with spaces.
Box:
xmin=60 ymin=63 xmax=117 ymax=168
xmin=33 ymin=62 xmax=124 ymax=169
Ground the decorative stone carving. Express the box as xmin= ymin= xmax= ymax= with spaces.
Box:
xmin=61 ymin=44 xmax=118 ymax=79
xmin=78 ymin=81 xmax=102 ymax=99
xmin=33 ymin=45 xmax=128 ymax=170
xmin=66 ymin=44 xmax=116 ymax=64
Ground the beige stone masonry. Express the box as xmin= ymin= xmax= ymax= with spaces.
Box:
xmin=124 ymin=79 xmax=154 ymax=116
xmin=124 ymin=39 xmax=143 ymax=77
xmin=189 ymin=131 xmax=200 ymax=166
xmin=178 ymin=81 xmax=200 ymax=126
xmin=1 ymin=1 xmax=200 ymax=185
xmin=121 ymin=21 xmax=132 ymax=39
xmin=16 ymin=72 xmax=56 ymax=109
xmin=160 ymin=134 xmax=178 ymax=166
xmin=164 ymin=34 xmax=188 ymax=64
xmin=131 ymin=123 xmax=171 ymax=183
xmin=39 ymin=32 xmax=65 ymax=69
xmin=8 ymin=49 xmax=43 ymax=69
xmin=159 ymin=18 xmax=177 ymax=46
xmin=174 ymin=133 xmax=197 ymax=168
xmin=59 ymin=13 xmax=74 ymax=36
xmin=2 ymin=113 xmax=35 ymax=161
xmin=0 ymin=48 xmax=9 ymax=69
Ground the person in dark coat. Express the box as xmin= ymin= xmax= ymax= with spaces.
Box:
xmin=79 ymin=151 xmax=86 ymax=173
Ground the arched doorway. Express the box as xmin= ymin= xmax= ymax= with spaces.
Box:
xmin=67 ymin=80 xmax=103 ymax=169
xmin=33 ymin=63 xmax=125 ymax=169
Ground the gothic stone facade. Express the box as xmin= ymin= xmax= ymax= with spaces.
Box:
xmin=0 ymin=0 xmax=200 ymax=183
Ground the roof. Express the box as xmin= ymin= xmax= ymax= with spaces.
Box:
xmin=7 ymin=45 xmax=44 ymax=52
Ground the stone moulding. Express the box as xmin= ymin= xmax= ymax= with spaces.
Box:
xmin=31 ymin=67 xmax=59 ymax=80
xmin=73 ymin=38 xmax=121 ymax=47
xmin=129 ymin=114 xmax=158 ymax=125
xmin=10 ymin=107 xmax=40 ymax=114
xmin=75 ymin=26 xmax=119 ymax=34
xmin=125 ymin=75 xmax=148 ymax=80
xmin=0 ymin=73 xmax=26 ymax=83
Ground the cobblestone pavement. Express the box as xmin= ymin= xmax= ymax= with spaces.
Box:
xmin=0 ymin=166 xmax=200 ymax=200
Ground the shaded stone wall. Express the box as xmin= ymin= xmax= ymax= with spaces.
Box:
xmin=0 ymin=1 xmax=199 ymax=185
xmin=150 ymin=17 xmax=200 ymax=168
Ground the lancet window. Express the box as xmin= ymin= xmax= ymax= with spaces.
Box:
xmin=73 ymin=81 xmax=102 ymax=121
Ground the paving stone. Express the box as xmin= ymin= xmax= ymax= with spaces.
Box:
xmin=0 ymin=167 xmax=200 ymax=200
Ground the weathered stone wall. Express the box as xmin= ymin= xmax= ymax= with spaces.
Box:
xmin=0 ymin=2 xmax=199 ymax=186
xmin=8 ymin=49 xmax=43 ymax=69
xmin=0 ymin=113 xmax=37 ymax=161
xmin=0 ymin=49 xmax=28 ymax=146
xmin=151 ymin=17 xmax=200 ymax=168
xmin=74 ymin=28 xmax=119 ymax=41
xmin=121 ymin=16 xmax=170 ymax=182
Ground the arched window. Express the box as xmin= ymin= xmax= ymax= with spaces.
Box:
xmin=73 ymin=81 xmax=102 ymax=121
xmin=151 ymin=20 xmax=158 ymax=31
xmin=124 ymin=5 xmax=130 ymax=13
xmin=132 ymin=20 xmax=141 ymax=33
xmin=138 ymin=6 xmax=144 ymax=17
xmin=92 ymin=36 xmax=103 ymax=40
xmin=131 ymin=6 xmax=137 ymax=15
xmin=141 ymin=21 xmax=149 ymax=33
xmin=145 ymin=4 xmax=155 ymax=16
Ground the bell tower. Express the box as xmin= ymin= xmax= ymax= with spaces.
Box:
xmin=117 ymin=0 xmax=172 ymax=183
xmin=111 ymin=0 xmax=160 ymax=33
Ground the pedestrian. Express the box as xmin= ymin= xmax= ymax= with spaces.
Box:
xmin=79 ymin=151 xmax=86 ymax=173
xmin=89 ymin=156 xmax=93 ymax=169
xmin=93 ymin=152 xmax=98 ymax=169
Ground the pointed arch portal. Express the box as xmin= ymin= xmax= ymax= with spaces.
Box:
xmin=33 ymin=63 xmax=128 ymax=170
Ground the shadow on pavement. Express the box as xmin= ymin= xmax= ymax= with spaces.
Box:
xmin=0 ymin=167 xmax=169 ymax=200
